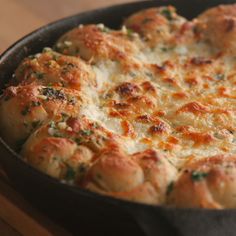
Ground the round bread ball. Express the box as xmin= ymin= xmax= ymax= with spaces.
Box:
xmin=85 ymin=146 xmax=144 ymax=192
xmin=124 ymin=6 xmax=186 ymax=47
xmin=54 ymin=24 xmax=141 ymax=70
xmin=22 ymin=135 xmax=93 ymax=181
xmin=15 ymin=49 xmax=96 ymax=90
xmin=0 ymin=84 xmax=82 ymax=148
xmin=132 ymin=149 xmax=177 ymax=203
xmin=196 ymin=4 xmax=236 ymax=54
xmin=168 ymin=155 xmax=236 ymax=208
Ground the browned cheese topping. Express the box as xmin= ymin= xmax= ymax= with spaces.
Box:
xmin=1 ymin=4 xmax=236 ymax=208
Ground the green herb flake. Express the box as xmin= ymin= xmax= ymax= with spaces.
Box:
xmin=67 ymin=95 xmax=77 ymax=105
xmin=166 ymin=181 xmax=174 ymax=195
xmin=31 ymin=101 xmax=41 ymax=107
xmin=33 ymin=72 xmax=45 ymax=80
xmin=127 ymin=28 xmax=134 ymax=37
xmin=61 ymin=112 xmax=69 ymax=121
xmin=65 ymin=166 xmax=76 ymax=180
xmin=49 ymin=121 xmax=56 ymax=128
xmin=53 ymin=132 xmax=64 ymax=138
xmin=21 ymin=106 xmax=30 ymax=116
xmin=41 ymin=87 xmax=65 ymax=101
xmin=129 ymin=72 xmax=136 ymax=77
xmin=191 ymin=171 xmax=208 ymax=182
xmin=161 ymin=8 xmax=173 ymax=21
xmin=76 ymin=163 xmax=87 ymax=181
xmin=92 ymin=123 xmax=100 ymax=129
xmin=215 ymin=74 xmax=225 ymax=80
xmin=80 ymin=130 xmax=93 ymax=136
xmin=161 ymin=47 xmax=169 ymax=52
xmin=45 ymin=60 xmax=53 ymax=68
xmin=75 ymin=137 xmax=84 ymax=145
xmin=62 ymin=62 xmax=77 ymax=74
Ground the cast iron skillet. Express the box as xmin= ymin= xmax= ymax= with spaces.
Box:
xmin=1 ymin=1 xmax=236 ymax=235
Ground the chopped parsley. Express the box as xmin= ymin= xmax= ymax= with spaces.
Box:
xmin=31 ymin=101 xmax=41 ymax=107
xmin=166 ymin=181 xmax=174 ymax=195
xmin=75 ymin=137 xmax=84 ymax=145
xmin=33 ymin=72 xmax=45 ymax=80
xmin=52 ymin=132 xmax=64 ymax=138
xmin=129 ymin=72 xmax=136 ymax=77
xmin=41 ymin=87 xmax=66 ymax=101
xmin=191 ymin=171 xmax=208 ymax=181
xmin=21 ymin=106 xmax=30 ymax=116
xmin=65 ymin=166 xmax=76 ymax=180
xmin=67 ymin=96 xmax=77 ymax=105
xmin=62 ymin=62 xmax=77 ymax=74
xmin=61 ymin=112 xmax=69 ymax=121
xmin=161 ymin=8 xmax=173 ymax=21
xmin=76 ymin=164 xmax=87 ymax=181
xmin=92 ymin=123 xmax=100 ymax=129
xmin=49 ymin=121 xmax=56 ymax=128
xmin=21 ymin=101 xmax=41 ymax=116
xmin=215 ymin=74 xmax=225 ymax=80
xmin=80 ymin=129 xmax=93 ymax=136
xmin=127 ymin=28 xmax=134 ymax=37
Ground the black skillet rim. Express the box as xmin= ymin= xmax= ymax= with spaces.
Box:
xmin=0 ymin=0 xmax=236 ymax=213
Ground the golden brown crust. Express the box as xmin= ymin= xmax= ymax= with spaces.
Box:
xmin=168 ymin=155 xmax=236 ymax=208
xmin=0 ymin=84 xmax=82 ymax=148
xmin=85 ymin=146 xmax=144 ymax=192
xmin=2 ymin=4 xmax=236 ymax=208
xmin=124 ymin=6 xmax=186 ymax=47
xmin=196 ymin=4 xmax=236 ymax=54
xmin=84 ymin=148 xmax=176 ymax=204
xmin=15 ymin=49 xmax=96 ymax=90
xmin=54 ymin=24 xmax=142 ymax=73
xmin=22 ymin=136 xmax=93 ymax=180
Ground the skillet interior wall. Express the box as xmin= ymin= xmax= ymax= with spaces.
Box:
xmin=0 ymin=0 xmax=236 ymax=235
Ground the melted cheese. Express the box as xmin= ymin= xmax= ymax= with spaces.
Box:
xmin=76 ymin=21 xmax=236 ymax=169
